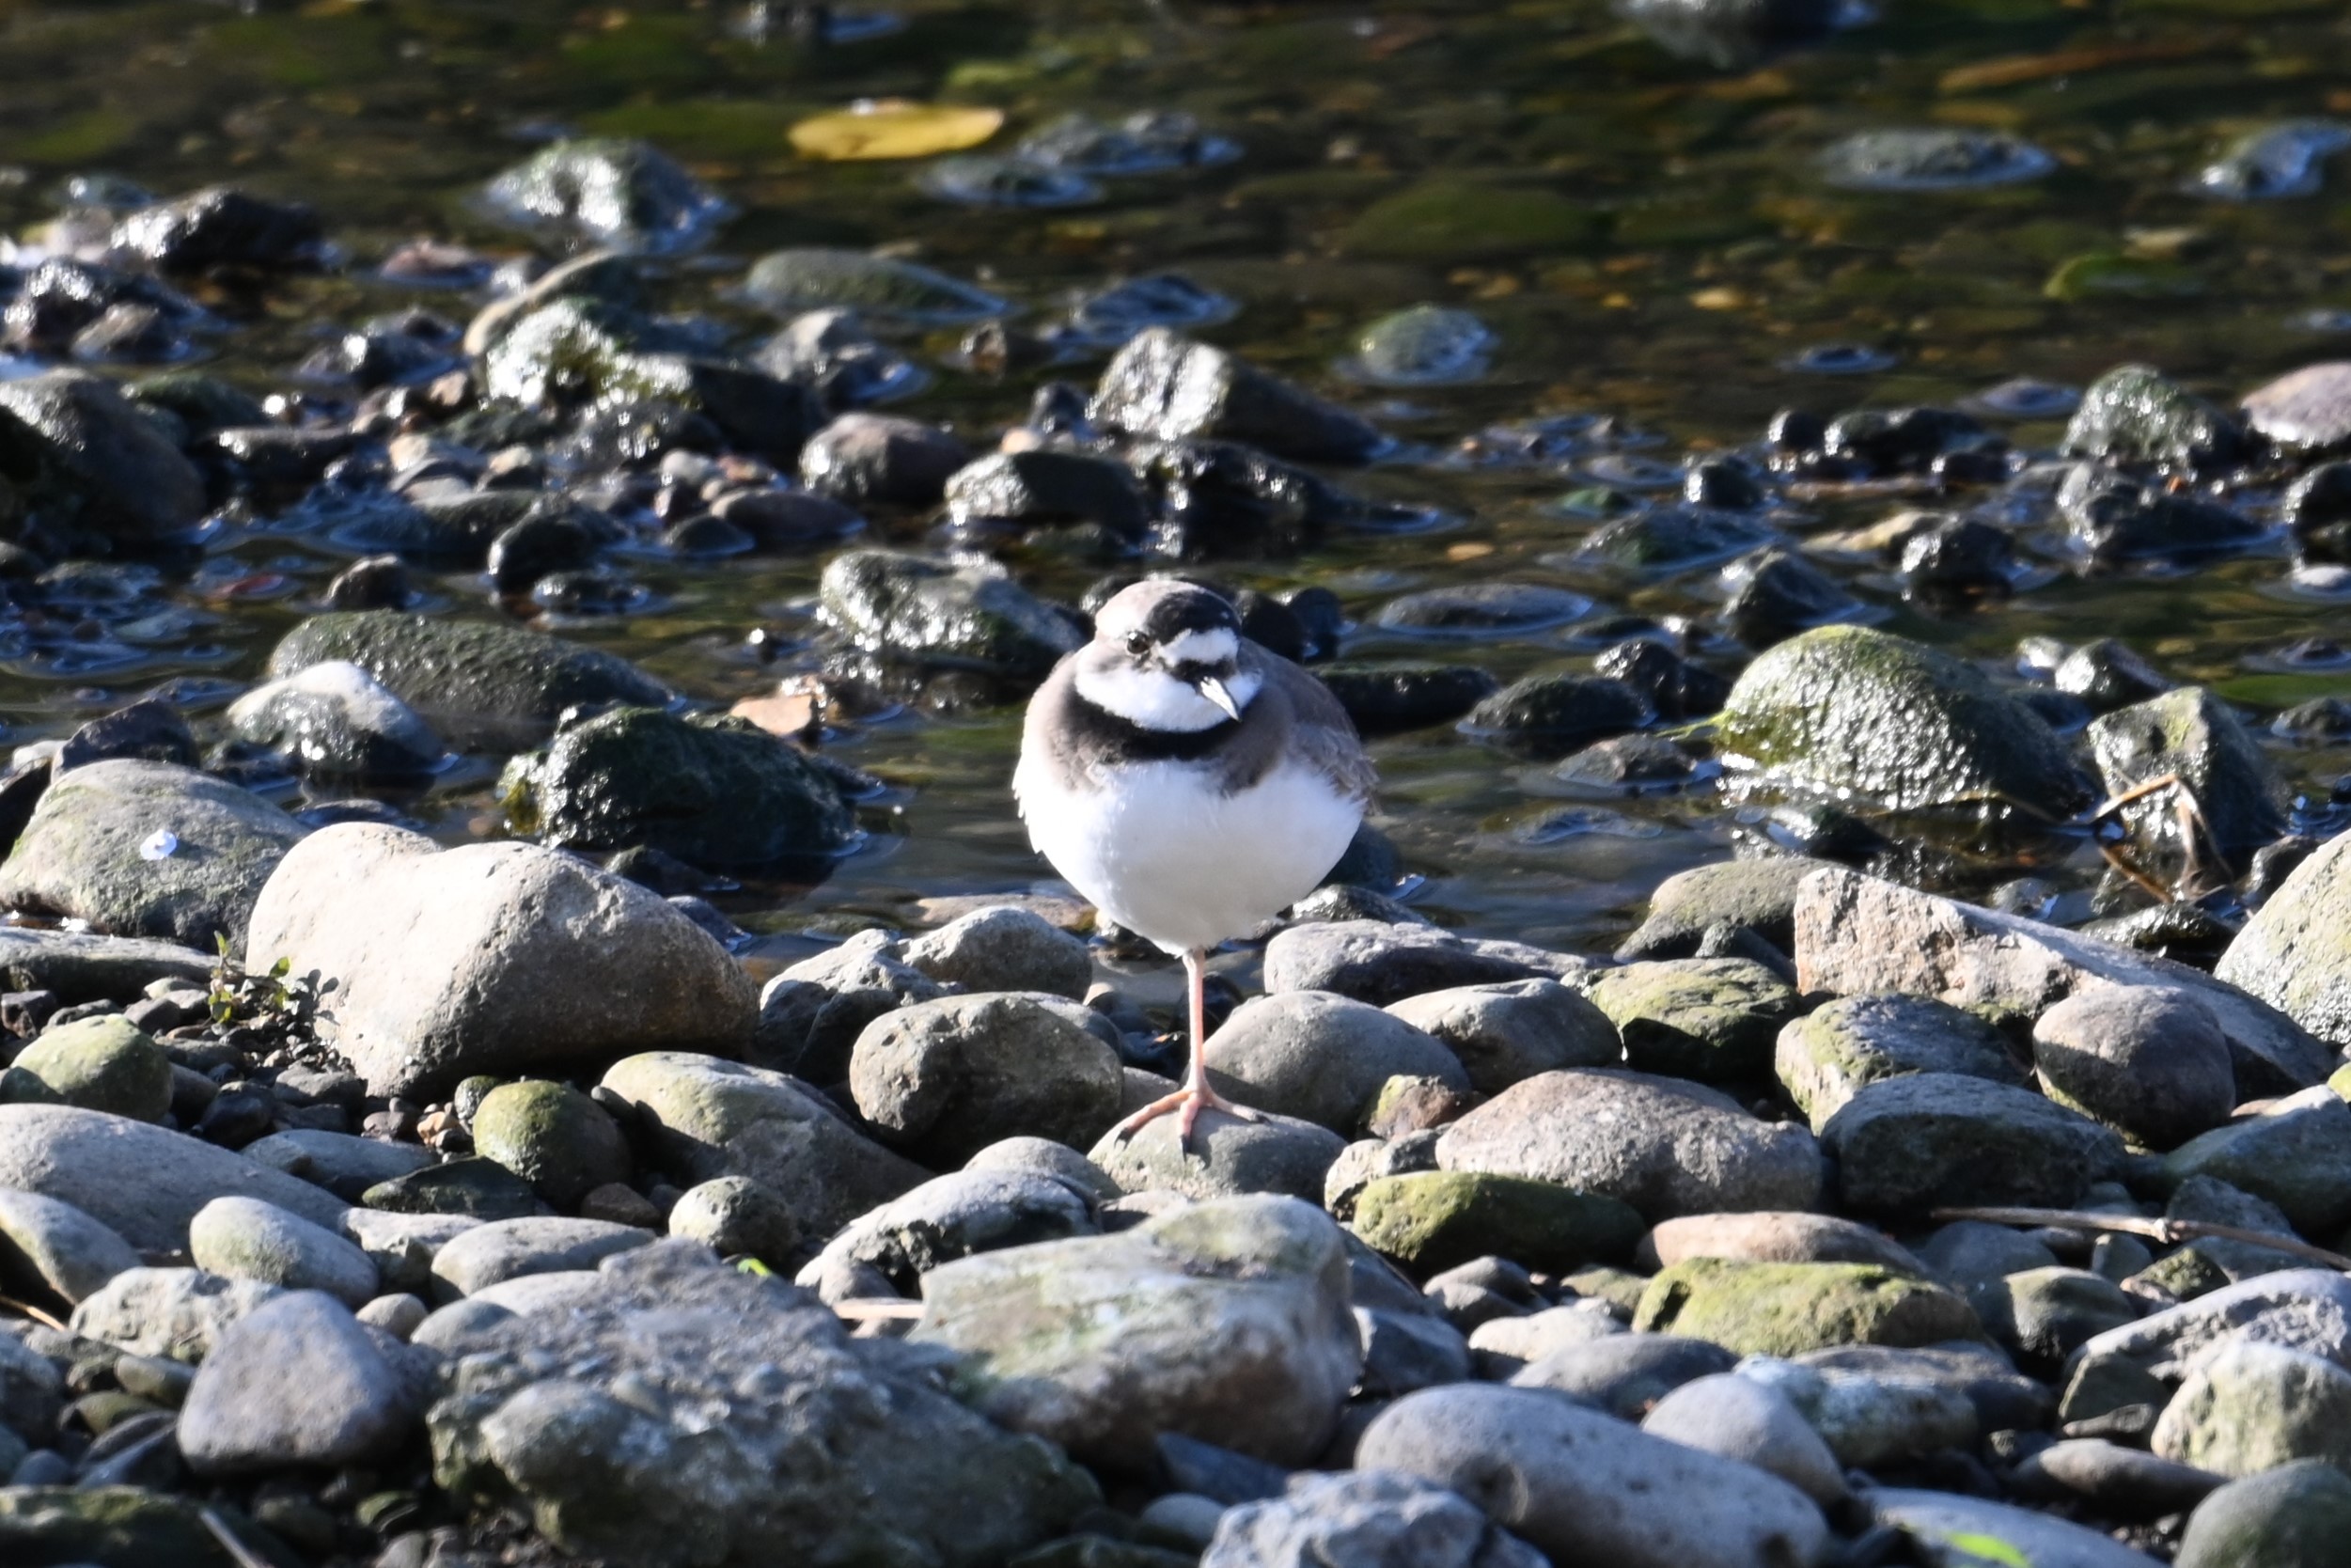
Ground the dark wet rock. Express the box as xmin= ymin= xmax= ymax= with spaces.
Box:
xmin=246 ymin=824 xmax=756 ymax=1097
xmin=1377 ymin=583 xmax=1588 ymax=638
xmin=1633 ymin=1257 xmax=1980 ymax=1356
xmin=0 ymin=1104 xmax=346 ymax=1251
xmin=485 ymin=509 xmax=599 ymax=590
xmin=1016 ymin=109 xmax=1238 ymax=174
xmin=1464 ymin=673 xmax=1648 ymax=755
xmin=1351 ymin=306 xmax=1493 ymax=385
xmin=2195 ymin=120 xmax=2351 ymax=201
xmin=945 ymin=448 xmax=1152 ymax=538
xmin=10 ymin=1014 xmax=170 ymax=1121
xmin=2035 ymin=986 xmax=2237 ymax=1151
xmin=1818 ymin=128 xmax=2053 ymax=191
xmin=1577 ymin=506 xmax=1775 ymax=574
xmin=4 ymin=258 xmax=201 ymax=354
xmin=818 ymin=549 xmax=1081 ymax=682
xmin=1262 ymin=920 xmax=1589 ymax=1007
xmin=0 ymin=760 xmax=304 ymax=948
xmin=1121 ymin=436 xmax=1357 ymax=557
xmin=850 ymin=993 xmax=1123 ymax=1168
xmin=1593 ymin=639 xmax=1732 ymax=721
xmin=1685 ymin=459 xmax=1766 ymax=510
xmin=602 ymin=1052 xmax=924 ymax=1236
xmin=1089 ymin=1102 xmax=1347 ymax=1202
xmin=1202 ymin=991 xmax=1467 ymax=1134
xmin=915 ymin=1196 xmax=1360 ymax=1471
xmin=1314 ymin=664 xmax=1500 ymax=736
xmin=322 ymin=553 xmax=414 ymax=611
xmin=1587 ymin=958 xmax=1799 ymax=1084
xmin=1775 ymin=992 xmax=2023 ymax=1132
xmin=227 ymin=660 xmax=445 ymax=780
xmin=1715 ymin=624 xmax=2091 ymax=814
xmin=1823 ymin=1072 xmax=2124 ymax=1215
xmin=711 ymin=486 xmax=864 ymax=550
xmin=499 ymin=704 xmax=854 ymax=868
xmin=2057 ymin=463 xmax=2261 ymax=561
xmin=110 ymin=185 xmax=322 ymax=272
xmin=1436 ymin=1068 xmax=1822 ymax=1220
xmin=430 ymin=1240 xmax=1094 ymax=1564
xmin=1340 ymin=180 xmax=1604 ymax=262
xmin=754 ymin=308 xmax=924 ymax=408
xmin=267 ymin=610 xmax=672 ymax=748
xmin=918 ymin=155 xmax=1098 ymax=207
xmin=1900 ymin=515 xmax=2016 ymax=594
xmin=1797 ymin=866 xmax=2333 ymax=1092
xmin=744 ymin=246 xmax=1007 ymax=323
xmin=1357 ymin=1385 xmax=1827 ymax=1568
xmin=2282 ymin=460 xmax=2351 ymax=563
xmin=1614 ymin=0 xmax=1836 ymax=68
xmin=798 ymin=1168 xmax=1093 ymax=1297
xmin=2062 ymin=364 xmax=2246 ymax=470
xmin=482 ymin=138 xmax=727 ymax=253
xmin=0 ymin=1187 xmax=141 ymax=1307
xmin=2176 ymin=1459 xmax=2351 ymax=1568
xmin=799 ymin=412 xmax=969 ymax=509
xmin=1350 ymin=1170 xmax=1643 ymax=1277
xmin=124 ymin=368 xmax=267 ymax=436
xmin=1092 ymin=328 xmax=1384 ymax=465
xmin=1720 ymin=549 xmax=1859 ymax=649
xmin=1385 ymin=979 xmax=1620 ymax=1092
xmin=1824 ymin=407 xmax=1995 ymax=476
xmin=0 ymin=368 xmax=206 ymax=551
xmin=2054 ymin=637 xmax=2172 ymax=713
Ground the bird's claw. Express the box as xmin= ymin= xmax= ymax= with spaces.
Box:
xmin=1112 ymin=1085 xmax=1262 ymax=1152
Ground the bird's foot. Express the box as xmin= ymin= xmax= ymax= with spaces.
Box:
xmin=1110 ymin=1083 xmax=1262 ymax=1152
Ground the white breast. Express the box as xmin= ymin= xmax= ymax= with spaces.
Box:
xmin=1016 ymin=755 xmax=1364 ymax=954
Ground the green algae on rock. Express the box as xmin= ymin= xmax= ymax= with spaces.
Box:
xmin=1713 ymin=624 xmax=2092 ymax=817
xmin=1349 ymin=1170 xmax=1644 ymax=1278
xmin=1632 ymin=1258 xmax=1982 ymax=1357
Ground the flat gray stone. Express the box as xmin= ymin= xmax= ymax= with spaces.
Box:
xmin=429 ymin=1215 xmax=652 ymax=1300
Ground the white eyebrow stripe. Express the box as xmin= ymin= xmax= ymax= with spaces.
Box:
xmin=1161 ymin=628 xmax=1238 ymax=664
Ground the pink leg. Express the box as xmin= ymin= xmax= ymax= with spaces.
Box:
xmin=1110 ymin=947 xmax=1263 ymax=1151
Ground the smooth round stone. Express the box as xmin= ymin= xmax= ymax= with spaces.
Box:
xmin=2177 ymin=1459 xmax=2351 ymax=1568
xmin=1817 ymin=128 xmax=2055 ymax=191
xmin=666 ymin=1175 xmax=800 ymax=1264
xmin=8 ymin=1016 xmax=171 ymax=1121
xmin=1089 ymin=1109 xmax=1345 ymax=1203
xmin=0 ymin=1187 xmax=142 ymax=1306
xmin=428 ymin=1216 xmax=653 ymax=1301
xmin=178 ymin=1290 xmax=420 ymax=1476
xmin=469 ymin=1080 xmax=632 ymax=1208
xmin=1374 ymin=583 xmax=1591 ymax=637
xmin=1351 ymin=306 xmax=1494 ymax=386
xmin=189 ymin=1196 xmax=381 ymax=1308
xmin=2154 ymin=1340 xmax=2351 ymax=1477
xmin=2032 ymin=985 xmax=2237 ymax=1150
xmin=1642 ymin=1372 xmax=1845 ymax=1505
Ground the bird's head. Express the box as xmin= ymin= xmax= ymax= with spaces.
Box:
xmin=1075 ymin=579 xmax=1263 ymax=732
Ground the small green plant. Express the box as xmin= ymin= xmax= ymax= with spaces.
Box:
xmin=207 ymin=933 xmax=332 ymax=1041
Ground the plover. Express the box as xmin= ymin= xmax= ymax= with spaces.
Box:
xmin=1015 ymin=578 xmax=1375 ymax=1142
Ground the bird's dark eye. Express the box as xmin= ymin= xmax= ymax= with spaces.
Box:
xmin=1124 ymin=632 xmax=1152 ymax=657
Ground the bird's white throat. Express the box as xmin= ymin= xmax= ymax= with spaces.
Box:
xmin=1075 ymin=660 xmax=1262 ymax=731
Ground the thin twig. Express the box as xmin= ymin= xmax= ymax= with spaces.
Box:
xmin=831 ymin=1297 xmax=926 ymax=1322
xmin=1931 ymin=1205 xmax=2351 ymax=1272
xmin=201 ymin=1509 xmax=281 ymax=1568
xmin=0 ymin=1294 xmax=70 ymax=1332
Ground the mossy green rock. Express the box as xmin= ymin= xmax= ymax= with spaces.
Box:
xmin=470 ymin=1080 xmax=632 ymax=1207
xmin=1775 ymin=993 xmax=2025 ymax=1132
xmin=1824 ymin=1073 xmax=2123 ymax=1216
xmin=818 ymin=549 xmax=1081 ymax=680
xmin=10 ymin=1016 xmax=171 ymax=1121
xmin=1350 ymin=1170 xmax=1644 ymax=1277
xmin=2061 ymin=363 xmax=2244 ymax=470
xmin=499 ymin=705 xmax=854 ymax=867
xmin=2089 ymin=686 xmax=2285 ymax=862
xmin=743 ymin=247 xmax=1008 ymax=322
xmin=2158 ymin=1087 xmax=2351 ymax=1237
xmin=0 ymin=1485 xmax=275 ymax=1568
xmin=2177 ymin=1460 xmax=2351 ymax=1568
xmin=267 ymin=611 xmax=671 ymax=747
xmin=1715 ymin=624 xmax=2091 ymax=814
xmin=0 ymin=760 xmax=307 ymax=949
xmin=2154 ymin=1340 xmax=2351 ymax=1477
xmin=1341 ymin=180 xmax=1603 ymax=261
xmin=1632 ymin=1258 xmax=1982 ymax=1357
xmin=1586 ymin=958 xmax=1801 ymax=1083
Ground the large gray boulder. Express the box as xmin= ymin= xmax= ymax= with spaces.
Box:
xmin=913 ymin=1196 xmax=1362 ymax=1471
xmin=1795 ymin=867 xmax=2333 ymax=1094
xmin=244 ymin=824 xmax=758 ymax=1096
xmin=1822 ymin=1073 xmax=2124 ymax=1215
xmin=0 ymin=760 xmax=306 ymax=948
xmin=0 ymin=1105 xmax=347 ymax=1252
xmin=430 ymin=1240 xmax=1094 ymax=1566
xmin=1774 ymin=992 xmax=2024 ymax=1133
xmin=2071 ymin=1271 xmax=2351 ymax=1381
xmin=1356 ymin=1384 xmax=1830 ymax=1568
xmin=2218 ymin=832 xmax=2351 ymax=1047
xmin=848 ymin=993 xmax=1124 ymax=1167
xmin=1434 ymin=1068 xmax=1824 ymax=1220
xmin=1205 ymin=991 xmax=1469 ymax=1133
xmin=600 ymin=1051 xmax=927 ymax=1237
xmin=1385 ymin=978 xmax=1622 ymax=1091
xmin=179 ymin=1290 xmax=423 ymax=1475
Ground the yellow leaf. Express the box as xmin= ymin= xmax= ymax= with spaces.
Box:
xmin=790 ymin=101 xmax=1005 ymax=162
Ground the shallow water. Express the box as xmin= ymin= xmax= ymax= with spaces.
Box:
xmin=5 ymin=0 xmax=2351 ymax=954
